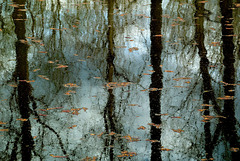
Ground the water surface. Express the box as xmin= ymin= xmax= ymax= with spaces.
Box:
xmin=0 ymin=0 xmax=240 ymax=160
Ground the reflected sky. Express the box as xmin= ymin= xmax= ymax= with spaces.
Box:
xmin=0 ymin=0 xmax=240 ymax=161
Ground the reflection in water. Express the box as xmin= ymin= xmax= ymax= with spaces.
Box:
xmin=195 ymin=1 xmax=214 ymax=160
xmin=13 ymin=0 xmax=33 ymax=160
xmin=1 ymin=0 xmax=240 ymax=160
xmin=150 ymin=1 xmax=163 ymax=160
xmin=196 ymin=1 xmax=240 ymax=160
xmin=220 ymin=0 xmax=240 ymax=160
xmin=104 ymin=0 xmax=116 ymax=160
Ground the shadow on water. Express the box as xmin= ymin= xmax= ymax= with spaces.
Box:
xmin=149 ymin=1 xmax=163 ymax=160
xmin=13 ymin=0 xmax=34 ymax=160
xmin=103 ymin=0 xmax=116 ymax=160
xmin=220 ymin=0 xmax=240 ymax=160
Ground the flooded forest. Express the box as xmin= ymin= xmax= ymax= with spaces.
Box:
xmin=0 ymin=0 xmax=240 ymax=160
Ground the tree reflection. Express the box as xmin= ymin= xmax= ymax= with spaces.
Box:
xmin=196 ymin=0 xmax=240 ymax=160
xmin=220 ymin=0 xmax=240 ymax=160
xmin=11 ymin=1 xmax=68 ymax=160
xmin=195 ymin=1 xmax=214 ymax=160
xmin=104 ymin=0 xmax=116 ymax=160
xmin=149 ymin=1 xmax=163 ymax=160
xmin=13 ymin=0 xmax=33 ymax=160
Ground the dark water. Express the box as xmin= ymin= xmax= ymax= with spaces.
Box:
xmin=0 ymin=0 xmax=240 ymax=160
